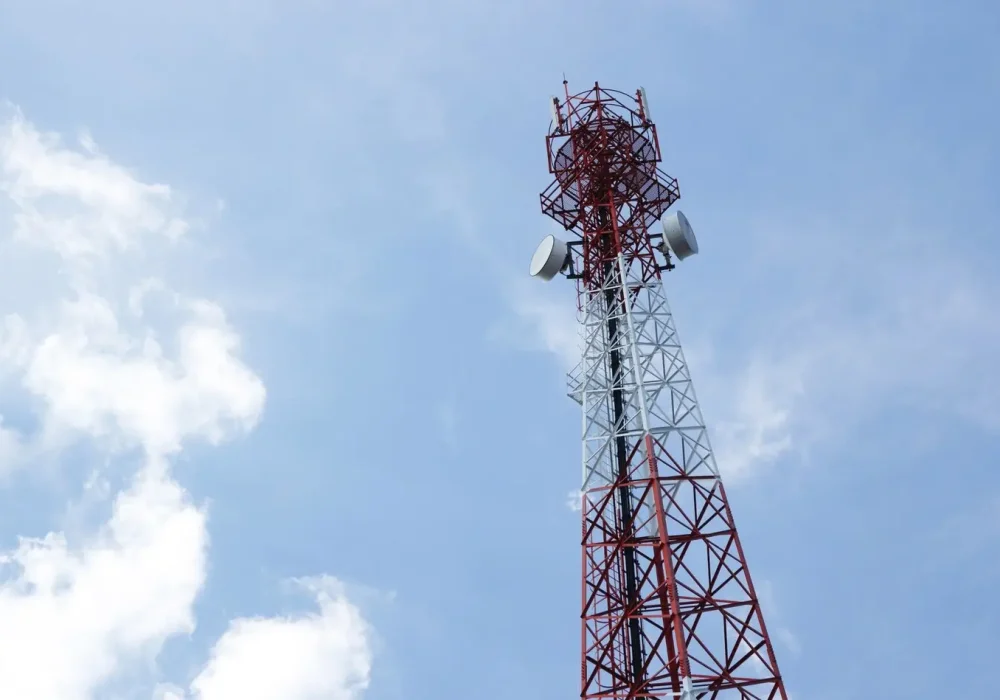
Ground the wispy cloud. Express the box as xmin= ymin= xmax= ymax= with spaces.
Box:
xmin=491 ymin=280 xmax=581 ymax=372
xmin=704 ymin=357 xmax=803 ymax=481
xmin=565 ymin=489 xmax=582 ymax=512
xmin=756 ymin=579 xmax=802 ymax=658
xmin=0 ymin=110 xmax=187 ymax=261
xmin=491 ymin=200 xmax=1000 ymax=486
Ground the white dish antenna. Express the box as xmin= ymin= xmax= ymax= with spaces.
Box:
xmin=661 ymin=211 xmax=698 ymax=260
xmin=638 ymin=86 xmax=651 ymax=121
xmin=530 ymin=234 xmax=569 ymax=281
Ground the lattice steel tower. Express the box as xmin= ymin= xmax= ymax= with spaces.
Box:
xmin=528 ymin=82 xmax=788 ymax=700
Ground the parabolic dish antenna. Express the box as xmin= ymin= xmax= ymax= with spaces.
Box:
xmin=662 ymin=210 xmax=698 ymax=260
xmin=530 ymin=234 xmax=569 ymax=281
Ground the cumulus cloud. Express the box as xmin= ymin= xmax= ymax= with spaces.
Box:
xmin=22 ymin=291 xmax=265 ymax=457
xmin=185 ymin=577 xmax=372 ymax=700
xmin=0 ymin=109 xmax=372 ymax=699
xmin=0 ymin=462 xmax=206 ymax=699
xmin=0 ymin=106 xmax=266 ymax=467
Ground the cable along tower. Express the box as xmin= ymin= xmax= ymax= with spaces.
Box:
xmin=529 ymin=82 xmax=788 ymax=700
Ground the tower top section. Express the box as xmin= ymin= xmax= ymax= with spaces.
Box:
xmin=535 ymin=82 xmax=693 ymax=290
xmin=541 ymin=82 xmax=680 ymax=235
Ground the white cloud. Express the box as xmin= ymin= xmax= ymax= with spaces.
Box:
xmin=493 ymin=280 xmax=580 ymax=372
xmin=755 ymin=579 xmax=801 ymax=658
xmin=0 ymin=109 xmax=372 ymax=699
xmin=0 ymin=108 xmax=246 ymax=699
xmin=22 ymin=290 xmax=265 ymax=457
xmin=154 ymin=685 xmax=187 ymax=700
xmin=0 ymin=109 xmax=265 ymax=461
xmin=699 ymin=237 xmax=1000 ymax=479
xmin=185 ymin=577 xmax=372 ymax=700
xmin=0 ymin=109 xmax=187 ymax=263
xmin=0 ymin=416 xmax=25 ymax=473
xmin=565 ymin=489 xmax=582 ymax=512
xmin=706 ymin=358 xmax=802 ymax=481
xmin=0 ymin=461 xmax=206 ymax=700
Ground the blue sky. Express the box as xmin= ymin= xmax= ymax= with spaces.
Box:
xmin=0 ymin=1 xmax=998 ymax=698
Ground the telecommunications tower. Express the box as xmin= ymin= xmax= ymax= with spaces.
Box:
xmin=529 ymin=82 xmax=788 ymax=700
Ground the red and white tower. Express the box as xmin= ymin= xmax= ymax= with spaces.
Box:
xmin=529 ymin=82 xmax=788 ymax=700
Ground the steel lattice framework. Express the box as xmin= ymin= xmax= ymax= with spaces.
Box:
xmin=539 ymin=82 xmax=788 ymax=700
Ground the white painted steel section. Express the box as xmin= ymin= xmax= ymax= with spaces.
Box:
xmin=568 ymin=252 xmax=721 ymax=502
xmin=569 ymin=249 xmax=715 ymax=699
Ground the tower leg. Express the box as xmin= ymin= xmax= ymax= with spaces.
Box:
xmin=573 ymin=259 xmax=786 ymax=700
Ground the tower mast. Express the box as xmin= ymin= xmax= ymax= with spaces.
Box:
xmin=530 ymin=82 xmax=788 ymax=700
